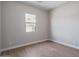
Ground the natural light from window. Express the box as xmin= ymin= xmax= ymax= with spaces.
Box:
xmin=25 ymin=13 xmax=36 ymax=32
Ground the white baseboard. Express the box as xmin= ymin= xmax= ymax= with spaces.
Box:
xmin=1 ymin=39 xmax=78 ymax=53
xmin=50 ymin=39 xmax=79 ymax=50
xmin=0 ymin=39 xmax=49 ymax=52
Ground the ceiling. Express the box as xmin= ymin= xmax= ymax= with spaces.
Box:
xmin=20 ymin=1 xmax=68 ymax=11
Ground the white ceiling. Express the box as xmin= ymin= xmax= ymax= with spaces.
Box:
xmin=20 ymin=1 xmax=68 ymax=11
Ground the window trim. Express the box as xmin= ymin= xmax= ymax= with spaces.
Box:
xmin=25 ymin=13 xmax=36 ymax=32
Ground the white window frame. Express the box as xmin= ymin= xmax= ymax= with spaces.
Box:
xmin=25 ymin=13 xmax=36 ymax=32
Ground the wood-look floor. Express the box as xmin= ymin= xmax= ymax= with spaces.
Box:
xmin=0 ymin=40 xmax=79 ymax=57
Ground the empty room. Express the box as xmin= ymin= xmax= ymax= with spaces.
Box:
xmin=0 ymin=1 xmax=79 ymax=57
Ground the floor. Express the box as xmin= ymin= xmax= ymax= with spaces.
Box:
xmin=0 ymin=40 xmax=79 ymax=57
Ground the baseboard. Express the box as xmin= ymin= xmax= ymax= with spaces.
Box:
xmin=50 ymin=40 xmax=79 ymax=50
xmin=0 ymin=39 xmax=49 ymax=52
xmin=1 ymin=39 xmax=78 ymax=53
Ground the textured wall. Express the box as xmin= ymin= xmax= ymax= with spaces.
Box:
xmin=2 ymin=2 xmax=49 ymax=49
xmin=0 ymin=2 xmax=2 ymax=49
xmin=50 ymin=2 xmax=79 ymax=47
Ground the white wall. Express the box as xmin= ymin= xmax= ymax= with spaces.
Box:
xmin=50 ymin=2 xmax=79 ymax=47
xmin=0 ymin=2 xmax=2 ymax=49
xmin=2 ymin=2 xmax=49 ymax=49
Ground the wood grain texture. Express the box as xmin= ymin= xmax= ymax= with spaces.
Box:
xmin=0 ymin=41 xmax=79 ymax=57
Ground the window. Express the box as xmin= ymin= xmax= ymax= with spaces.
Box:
xmin=25 ymin=13 xmax=36 ymax=32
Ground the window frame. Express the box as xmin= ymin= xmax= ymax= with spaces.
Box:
xmin=25 ymin=13 xmax=36 ymax=32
